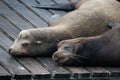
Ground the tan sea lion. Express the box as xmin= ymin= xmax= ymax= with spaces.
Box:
xmin=9 ymin=0 xmax=120 ymax=56
xmin=53 ymin=25 xmax=120 ymax=66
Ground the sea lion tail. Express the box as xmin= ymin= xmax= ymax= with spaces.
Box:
xmin=32 ymin=2 xmax=78 ymax=11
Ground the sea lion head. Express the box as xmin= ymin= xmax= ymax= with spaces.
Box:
xmin=9 ymin=29 xmax=58 ymax=57
xmin=52 ymin=38 xmax=88 ymax=66
xmin=9 ymin=30 xmax=31 ymax=56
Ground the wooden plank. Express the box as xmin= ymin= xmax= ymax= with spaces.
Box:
xmin=66 ymin=67 xmax=90 ymax=78
xmin=0 ymin=48 xmax=31 ymax=79
xmin=38 ymin=58 xmax=71 ymax=78
xmin=0 ymin=1 xmax=33 ymax=30
xmin=105 ymin=67 xmax=120 ymax=77
xmin=86 ymin=67 xmax=110 ymax=77
xmin=0 ymin=32 xmax=13 ymax=50
xmin=19 ymin=0 xmax=53 ymax=23
xmin=0 ymin=64 xmax=11 ymax=80
xmin=17 ymin=58 xmax=51 ymax=79
xmin=3 ymin=0 xmax=48 ymax=28
xmin=0 ymin=15 xmax=20 ymax=39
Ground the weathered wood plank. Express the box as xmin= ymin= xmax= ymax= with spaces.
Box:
xmin=0 ymin=32 xmax=31 ymax=79
xmin=86 ymin=67 xmax=110 ymax=77
xmin=0 ymin=32 xmax=13 ymax=50
xmin=105 ymin=67 xmax=120 ymax=77
xmin=0 ymin=1 xmax=33 ymax=30
xmin=0 ymin=47 xmax=31 ymax=79
xmin=3 ymin=0 xmax=48 ymax=28
xmin=0 ymin=64 xmax=11 ymax=80
xmin=19 ymin=0 xmax=53 ymax=23
xmin=38 ymin=58 xmax=71 ymax=78
xmin=0 ymin=15 xmax=20 ymax=39
xmin=17 ymin=58 xmax=51 ymax=79
xmin=66 ymin=67 xmax=90 ymax=78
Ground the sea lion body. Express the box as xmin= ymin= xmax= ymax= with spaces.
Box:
xmin=53 ymin=26 xmax=120 ymax=66
xmin=9 ymin=0 xmax=120 ymax=56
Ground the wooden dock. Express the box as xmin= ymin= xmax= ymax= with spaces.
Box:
xmin=0 ymin=0 xmax=120 ymax=80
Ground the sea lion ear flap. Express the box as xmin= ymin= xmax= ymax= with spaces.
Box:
xmin=107 ymin=23 xmax=117 ymax=29
xmin=35 ymin=41 xmax=43 ymax=45
xmin=19 ymin=30 xmax=30 ymax=39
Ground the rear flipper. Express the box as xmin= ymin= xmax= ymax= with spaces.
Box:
xmin=107 ymin=23 xmax=117 ymax=29
xmin=32 ymin=2 xmax=78 ymax=11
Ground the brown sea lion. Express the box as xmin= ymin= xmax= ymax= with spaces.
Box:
xmin=9 ymin=0 xmax=120 ymax=56
xmin=53 ymin=25 xmax=120 ymax=66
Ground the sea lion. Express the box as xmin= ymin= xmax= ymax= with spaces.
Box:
xmin=53 ymin=25 xmax=120 ymax=66
xmin=9 ymin=0 xmax=120 ymax=56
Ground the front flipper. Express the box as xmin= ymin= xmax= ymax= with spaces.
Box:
xmin=107 ymin=23 xmax=117 ymax=29
xmin=48 ymin=14 xmax=61 ymax=26
xmin=32 ymin=2 xmax=77 ymax=11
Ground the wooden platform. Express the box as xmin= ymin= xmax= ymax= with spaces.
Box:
xmin=0 ymin=0 xmax=120 ymax=80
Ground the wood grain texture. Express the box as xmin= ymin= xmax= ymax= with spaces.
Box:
xmin=17 ymin=58 xmax=51 ymax=79
xmin=20 ymin=0 xmax=53 ymax=23
xmin=66 ymin=67 xmax=90 ymax=78
xmin=3 ymin=0 xmax=48 ymax=28
xmin=86 ymin=67 xmax=110 ymax=77
xmin=0 ymin=1 xmax=33 ymax=30
xmin=38 ymin=58 xmax=71 ymax=78
xmin=0 ymin=64 xmax=11 ymax=80
xmin=0 ymin=48 xmax=31 ymax=79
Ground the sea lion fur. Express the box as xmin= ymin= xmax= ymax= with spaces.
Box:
xmin=53 ymin=25 xmax=120 ymax=66
xmin=9 ymin=0 xmax=120 ymax=56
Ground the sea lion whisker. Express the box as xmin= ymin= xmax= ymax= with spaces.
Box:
xmin=71 ymin=54 xmax=87 ymax=59
xmin=68 ymin=55 xmax=83 ymax=63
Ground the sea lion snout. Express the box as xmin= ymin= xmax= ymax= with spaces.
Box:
xmin=52 ymin=50 xmax=71 ymax=64
xmin=9 ymin=46 xmax=18 ymax=55
xmin=9 ymin=44 xmax=28 ymax=56
xmin=52 ymin=43 xmax=75 ymax=65
xmin=9 ymin=48 xmax=14 ymax=55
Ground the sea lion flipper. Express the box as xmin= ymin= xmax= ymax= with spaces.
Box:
xmin=48 ymin=14 xmax=61 ymax=26
xmin=32 ymin=2 xmax=77 ymax=11
xmin=107 ymin=23 xmax=117 ymax=29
